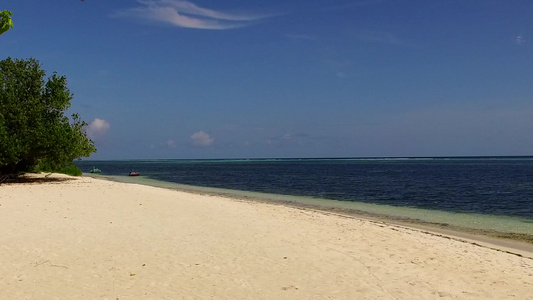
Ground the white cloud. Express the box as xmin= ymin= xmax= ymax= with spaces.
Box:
xmin=515 ymin=34 xmax=526 ymax=45
xmin=115 ymin=0 xmax=276 ymax=30
xmin=164 ymin=139 xmax=178 ymax=148
xmin=191 ymin=131 xmax=214 ymax=146
xmin=85 ymin=118 xmax=110 ymax=140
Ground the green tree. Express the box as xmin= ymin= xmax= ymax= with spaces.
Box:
xmin=0 ymin=10 xmax=13 ymax=35
xmin=0 ymin=57 xmax=96 ymax=176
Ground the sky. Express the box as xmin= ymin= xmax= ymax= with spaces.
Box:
xmin=2 ymin=0 xmax=532 ymax=159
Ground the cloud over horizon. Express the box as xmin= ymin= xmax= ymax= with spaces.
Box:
xmin=115 ymin=0 xmax=276 ymax=30
xmin=164 ymin=139 xmax=178 ymax=148
xmin=191 ymin=131 xmax=214 ymax=146
xmin=85 ymin=118 xmax=110 ymax=140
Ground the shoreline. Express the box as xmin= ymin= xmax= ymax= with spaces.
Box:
xmin=91 ymin=173 xmax=533 ymax=254
xmin=2 ymin=173 xmax=532 ymax=299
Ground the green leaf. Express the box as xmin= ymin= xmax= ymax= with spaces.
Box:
xmin=0 ymin=10 xmax=14 ymax=35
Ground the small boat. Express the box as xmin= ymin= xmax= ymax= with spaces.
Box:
xmin=90 ymin=167 xmax=101 ymax=173
xmin=129 ymin=170 xmax=140 ymax=176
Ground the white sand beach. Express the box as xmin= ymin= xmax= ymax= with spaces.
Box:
xmin=1 ymin=173 xmax=532 ymax=299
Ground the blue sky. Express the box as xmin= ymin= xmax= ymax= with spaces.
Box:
xmin=2 ymin=0 xmax=532 ymax=159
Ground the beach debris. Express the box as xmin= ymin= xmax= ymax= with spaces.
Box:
xmin=34 ymin=260 xmax=68 ymax=269
xmin=130 ymin=273 xmax=136 ymax=276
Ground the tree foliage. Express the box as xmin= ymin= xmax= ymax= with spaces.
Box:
xmin=0 ymin=57 xmax=96 ymax=176
xmin=0 ymin=10 xmax=13 ymax=35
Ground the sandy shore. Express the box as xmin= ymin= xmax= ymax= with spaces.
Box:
xmin=1 ymin=174 xmax=532 ymax=299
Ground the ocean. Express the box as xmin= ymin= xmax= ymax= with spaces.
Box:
xmin=75 ymin=157 xmax=533 ymax=239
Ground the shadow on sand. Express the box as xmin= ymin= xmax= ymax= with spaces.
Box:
xmin=0 ymin=173 xmax=75 ymax=185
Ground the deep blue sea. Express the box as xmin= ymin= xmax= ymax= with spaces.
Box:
xmin=75 ymin=157 xmax=533 ymax=221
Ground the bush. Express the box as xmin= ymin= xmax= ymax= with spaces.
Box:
xmin=59 ymin=163 xmax=83 ymax=176
xmin=0 ymin=57 xmax=96 ymax=175
xmin=33 ymin=160 xmax=82 ymax=176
